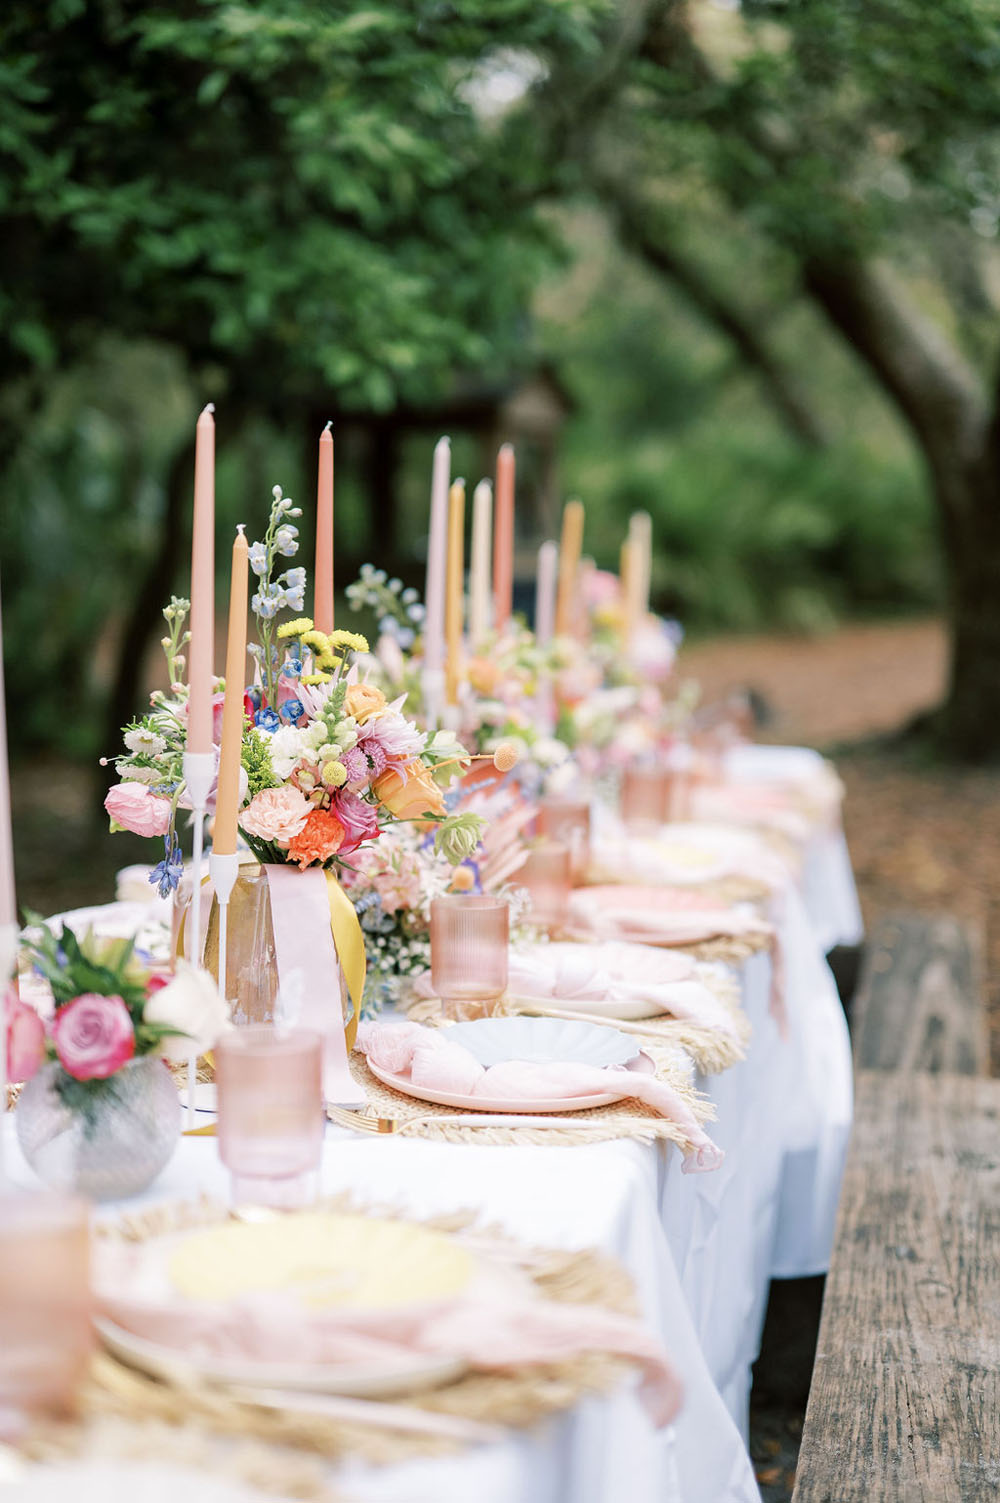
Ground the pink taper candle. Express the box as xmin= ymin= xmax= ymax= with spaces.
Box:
xmin=493 ymin=444 xmax=515 ymax=630
xmin=186 ymin=404 xmax=216 ymax=754
xmin=0 ymin=578 xmax=15 ymax=933
xmin=314 ymin=422 xmax=334 ymax=634
xmin=445 ymin=479 xmax=466 ymax=705
xmin=423 ymin=436 xmax=450 ymax=677
xmin=213 ymin=528 xmax=249 ymax=858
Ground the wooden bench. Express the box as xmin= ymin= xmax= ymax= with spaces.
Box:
xmin=792 ymin=914 xmax=1000 ymax=1503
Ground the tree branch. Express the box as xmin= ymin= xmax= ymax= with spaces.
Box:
xmin=604 ymin=179 xmax=830 ymax=447
xmin=802 ymin=256 xmax=990 ymax=504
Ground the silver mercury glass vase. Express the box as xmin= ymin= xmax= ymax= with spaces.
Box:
xmin=15 ymin=1056 xmax=181 ymax=1201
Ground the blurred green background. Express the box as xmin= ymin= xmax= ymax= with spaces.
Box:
xmin=6 ymin=0 xmax=1000 ymax=792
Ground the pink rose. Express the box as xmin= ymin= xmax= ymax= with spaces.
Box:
xmin=4 ymin=987 xmax=46 ymax=1084
xmin=330 ymin=789 xmax=379 ymax=856
xmin=240 ymin=784 xmax=311 ymax=846
xmin=52 ymin=993 xmax=135 ymax=1081
xmin=105 ymin=781 xmax=172 ymax=838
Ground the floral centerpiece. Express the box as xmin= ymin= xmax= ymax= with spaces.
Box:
xmin=103 ymin=486 xmax=487 ymax=1036
xmin=346 ymin=567 xmax=578 ymax=799
xmin=105 ymin=487 xmax=483 ymax=887
xmin=10 ymin=927 xmax=226 ymax=1198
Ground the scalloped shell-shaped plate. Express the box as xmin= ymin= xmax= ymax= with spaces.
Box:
xmin=446 ymin=1016 xmax=637 ymax=1069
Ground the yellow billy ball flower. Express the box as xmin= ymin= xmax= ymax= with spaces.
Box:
xmin=321 ymin=760 xmax=348 ymax=788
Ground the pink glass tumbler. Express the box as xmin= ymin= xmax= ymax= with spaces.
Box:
xmin=517 ymin=840 xmax=572 ymax=933
xmin=430 ymin=896 xmax=509 ymax=1020
xmin=215 ymin=1026 xmax=324 ymax=1209
xmin=0 ymin=1188 xmax=93 ymax=1438
xmin=537 ymin=797 xmax=591 ymax=883
xmin=620 ymin=764 xmax=672 ymax=831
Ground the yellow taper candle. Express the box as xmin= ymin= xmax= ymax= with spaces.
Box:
xmin=620 ymin=536 xmax=637 ymax=645
xmin=314 ymin=422 xmax=334 ymax=634
xmin=554 ymin=499 xmax=585 ymax=637
xmin=213 ymin=527 xmax=249 ymax=856
xmin=445 ymin=478 xmax=466 ymax=705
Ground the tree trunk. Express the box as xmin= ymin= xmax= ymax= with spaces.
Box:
xmin=937 ymin=444 xmax=1000 ymax=761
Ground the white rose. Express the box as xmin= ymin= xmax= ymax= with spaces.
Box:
xmin=144 ymin=962 xmax=231 ymax=1062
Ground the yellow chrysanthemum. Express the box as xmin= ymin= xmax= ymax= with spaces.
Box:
xmin=277 ymin=617 xmax=314 ymax=640
xmin=301 ymin=628 xmax=331 ymax=657
xmin=301 ymin=672 xmax=331 ymax=686
xmin=320 ymin=759 xmax=348 ymax=788
xmin=328 ymin=629 xmax=369 ymax=654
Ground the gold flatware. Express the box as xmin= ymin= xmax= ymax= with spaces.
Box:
xmin=326 ymin=1104 xmax=610 ymax=1136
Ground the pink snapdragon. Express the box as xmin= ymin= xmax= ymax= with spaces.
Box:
xmin=52 ymin=993 xmax=135 ymax=1081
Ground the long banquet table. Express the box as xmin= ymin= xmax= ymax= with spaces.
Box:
xmin=6 ymin=744 xmax=861 ymax=1503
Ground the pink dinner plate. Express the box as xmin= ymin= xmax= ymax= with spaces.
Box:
xmin=366 ymin=1051 xmax=655 ymax=1115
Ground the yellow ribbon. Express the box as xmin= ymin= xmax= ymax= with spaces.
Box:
xmin=325 ymin=870 xmax=365 ymax=1052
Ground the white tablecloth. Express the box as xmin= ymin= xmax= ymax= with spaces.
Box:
xmin=3 ymin=1118 xmax=754 ymax=1503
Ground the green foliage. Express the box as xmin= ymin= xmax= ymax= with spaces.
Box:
xmin=0 ymin=0 xmax=604 ymax=408
xmin=242 ymin=725 xmax=279 ymax=798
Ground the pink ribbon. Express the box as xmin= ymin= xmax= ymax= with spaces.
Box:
xmin=264 ymin=865 xmax=364 ymax=1105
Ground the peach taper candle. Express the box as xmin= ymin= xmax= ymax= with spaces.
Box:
xmin=493 ymin=444 xmax=515 ymax=630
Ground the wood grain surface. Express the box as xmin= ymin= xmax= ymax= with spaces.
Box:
xmin=792 ymin=1070 xmax=1000 ymax=1502
xmin=851 ymin=915 xmax=985 ymax=1075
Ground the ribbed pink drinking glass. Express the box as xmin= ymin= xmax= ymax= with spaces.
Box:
xmin=430 ymin=895 xmax=509 ymax=1020
xmin=621 ymin=764 xmax=672 ymax=831
xmin=516 ymin=840 xmax=572 ymax=933
xmin=537 ymin=796 xmax=591 ymax=883
xmin=0 ymin=1188 xmax=93 ymax=1438
xmin=215 ymin=1026 xmax=323 ymax=1209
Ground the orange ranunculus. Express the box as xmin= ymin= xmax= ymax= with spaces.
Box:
xmin=343 ymin=683 xmax=387 ymax=725
xmin=285 ymin=808 xmax=346 ymax=870
xmin=374 ymin=760 xmax=446 ymax=819
xmin=467 ymin=657 xmax=500 ymax=695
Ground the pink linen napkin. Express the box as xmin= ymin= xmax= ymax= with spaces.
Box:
xmin=507 ymin=942 xmax=742 ymax=1042
xmin=357 ymin=1020 xmax=723 ymax=1174
xmin=688 ymin=786 xmax=812 ymax=844
xmin=96 ymin=1254 xmax=683 ymax=1428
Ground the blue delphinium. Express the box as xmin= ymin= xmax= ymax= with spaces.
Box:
xmin=255 ymin=706 xmax=280 ymax=732
xmin=150 ymin=832 xmax=184 ymax=898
